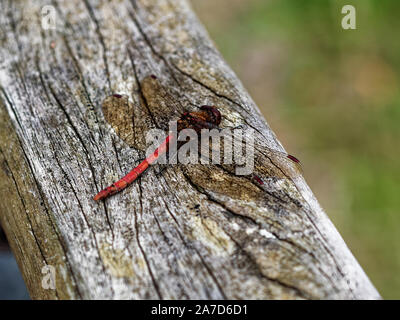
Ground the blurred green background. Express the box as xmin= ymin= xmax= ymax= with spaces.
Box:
xmin=191 ymin=0 xmax=400 ymax=299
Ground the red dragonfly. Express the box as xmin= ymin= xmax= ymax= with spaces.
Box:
xmin=94 ymin=105 xmax=222 ymax=201
xmin=93 ymin=105 xmax=300 ymax=201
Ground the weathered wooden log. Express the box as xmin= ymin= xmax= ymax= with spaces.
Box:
xmin=0 ymin=0 xmax=380 ymax=299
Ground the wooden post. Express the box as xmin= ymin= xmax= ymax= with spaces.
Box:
xmin=0 ymin=0 xmax=380 ymax=299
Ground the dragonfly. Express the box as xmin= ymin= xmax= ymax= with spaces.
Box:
xmin=94 ymin=76 xmax=301 ymax=201
xmin=94 ymin=105 xmax=222 ymax=201
xmin=94 ymin=104 xmax=301 ymax=201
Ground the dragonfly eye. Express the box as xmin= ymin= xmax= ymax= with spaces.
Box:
xmin=181 ymin=112 xmax=189 ymax=119
xmin=200 ymin=105 xmax=221 ymax=125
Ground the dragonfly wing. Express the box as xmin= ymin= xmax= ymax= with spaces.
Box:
xmin=101 ymin=75 xmax=187 ymax=152
xmin=102 ymin=94 xmax=151 ymax=151
xmin=202 ymin=127 xmax=302 ymax=182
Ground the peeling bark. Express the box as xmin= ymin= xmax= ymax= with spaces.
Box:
xmin=0 ymin=0 xmax=380 ymax=299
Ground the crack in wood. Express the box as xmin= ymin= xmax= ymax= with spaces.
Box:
xmin=83 ymin=0 xmax=112 ymax=93
xmin=135 ymin=180 xmax=163 ymax=299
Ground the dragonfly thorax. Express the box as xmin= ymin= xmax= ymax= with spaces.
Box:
xmin=178 ymin=106 xmax=221 ymax=132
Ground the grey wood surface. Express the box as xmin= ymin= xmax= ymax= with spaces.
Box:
xmin=0 ymin=0 xmax=380 ymax=299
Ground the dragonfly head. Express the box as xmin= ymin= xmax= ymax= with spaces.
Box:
xmin=200 ymin=105 xmax=221 ymax=126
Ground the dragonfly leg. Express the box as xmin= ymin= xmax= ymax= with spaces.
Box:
xmin=154 ymin=164 xmax=169 ymax=177
xmin=216 ymin=124 xmax=244 ymax=132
